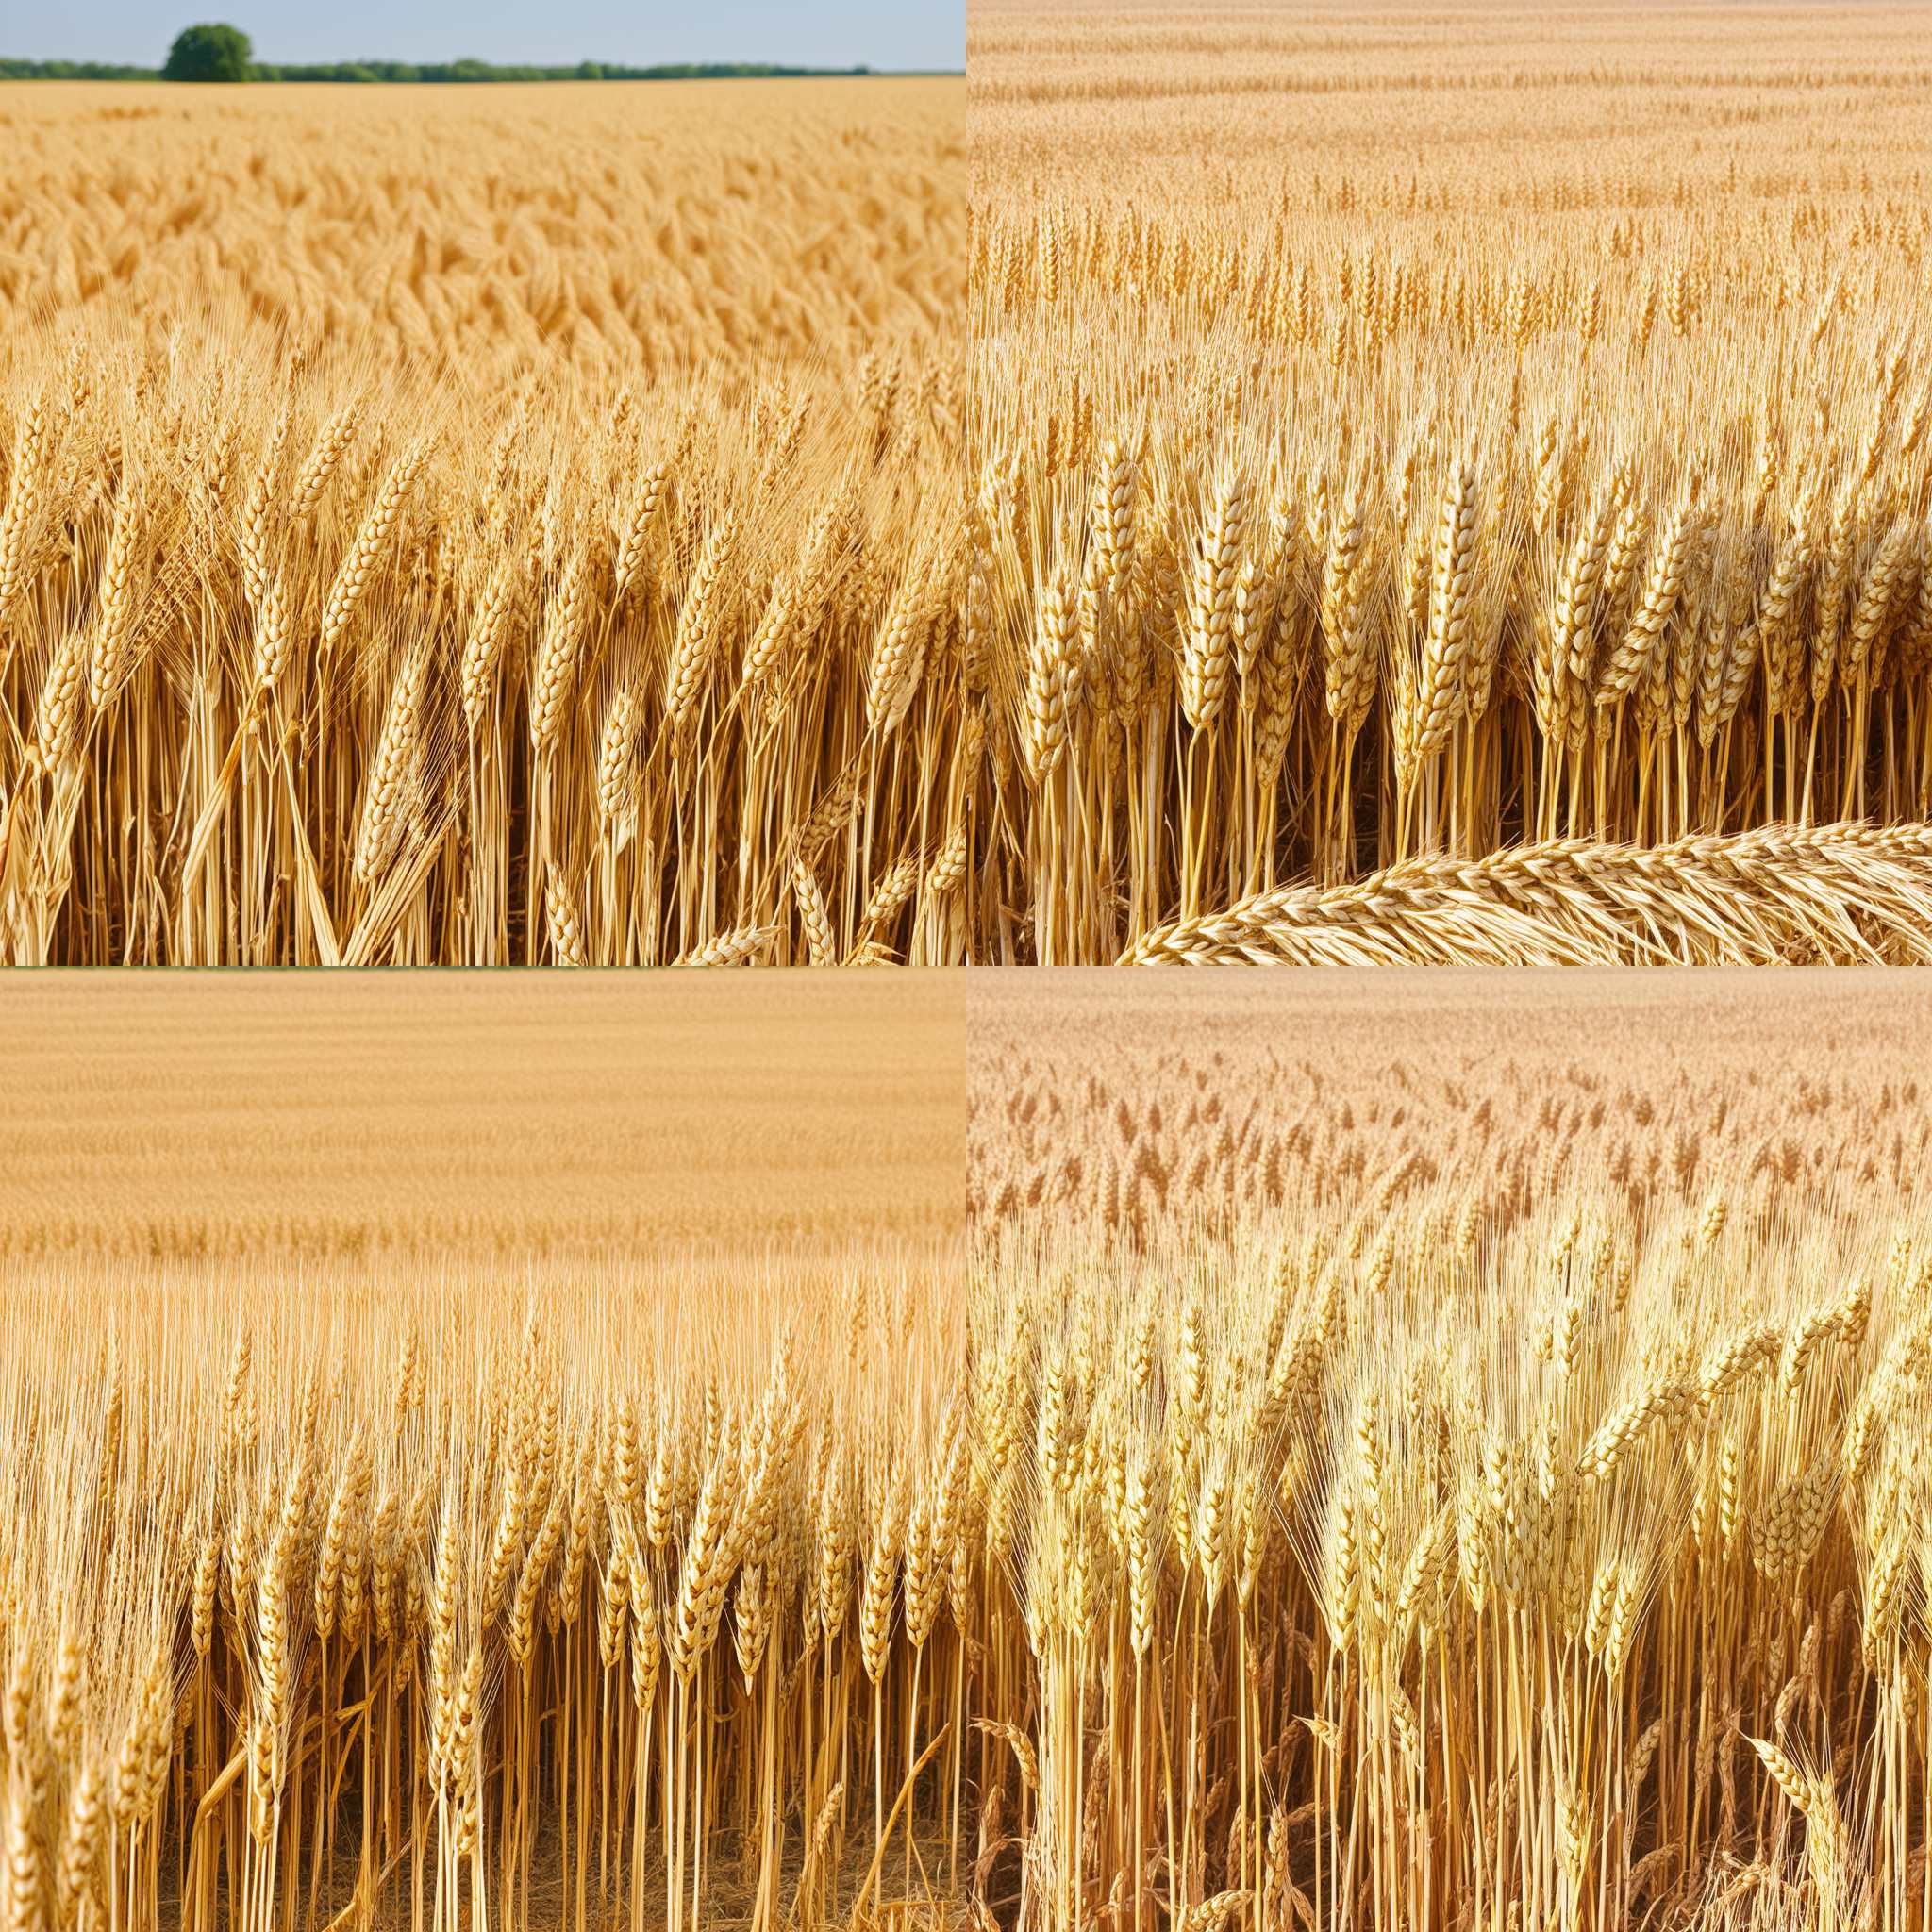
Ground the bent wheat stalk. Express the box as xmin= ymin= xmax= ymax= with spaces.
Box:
xmin=1123 ymin=823 xmax=1932 ymax=965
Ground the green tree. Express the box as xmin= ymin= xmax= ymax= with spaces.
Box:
xmin=162 ymin=23 xmax=254 ymax=81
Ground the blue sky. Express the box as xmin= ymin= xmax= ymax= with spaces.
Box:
xmin=8 ymin=0 xmax=962 ymax=72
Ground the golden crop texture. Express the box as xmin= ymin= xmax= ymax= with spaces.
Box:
xmin=0 ymin=973 xmax=964 ymax=1258
xmin=957 ymin=972 xmax=1932 ymax=1931
xmin=8 ymin=980 xmax=1932 ymax=1931
xmin=0 ymin=1267 xmax=968 ymax=1932
xmin=2 ymin=83 xmax=960 ymax=377
xmin=0 ymin=82 xmax=968 ymax=964
xmin=967 ymin=2 xmax=1932 ymax=960
xmin=0 ymin=974 xmax=967 ymax=1929
xmin=968 ymin=967 xmax=1932 ymax=1233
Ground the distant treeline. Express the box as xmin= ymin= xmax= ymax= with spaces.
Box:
xmin=0 ymin=58 xmax=876 ymax=82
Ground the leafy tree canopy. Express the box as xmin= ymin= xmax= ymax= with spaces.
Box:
xmin=161 ymin=23 xmax=253 ymax=81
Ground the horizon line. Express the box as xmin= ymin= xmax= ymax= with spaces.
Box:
xmin=0 ymin=57 xmax=965 ymax=77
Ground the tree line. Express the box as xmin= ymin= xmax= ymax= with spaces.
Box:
xmin=0 ymin=57 xmax=875 ymax=80
xmin=3 ymin=26 xmax=878 ymax=83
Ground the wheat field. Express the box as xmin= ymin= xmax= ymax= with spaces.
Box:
xmin=967 ymin=0 xmax=1932 ymax=960
xmin=968 ymin=968 xmax=1932 ymax=1232
xmin=1 ymin=1269 xmax=972 ymax=1932
xmin=0 ymin=80 xmax=966 ymax=964
xmin=0 ymin=974 xmax=968 ymax=1931
xmin=961 ymin=974 xmax=1932 ymax=1932
xmin=0 ymin=973 xmax=964 ymax=1258
xmin=12 ymin=976 xmax=1932 ymax=1931
xmin=2 ymin=84 xmax=960 ymax=369
xmin=13 ymin=10 xmax=1932 ymax=1932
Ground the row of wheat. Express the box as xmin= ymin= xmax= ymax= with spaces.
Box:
xmin=967 ymin=205 xmax=1932 ymax=958
xmin=970 ymin=1191 xmax=1932 ymax=1932
xmin=8 ymin=1191 xmax=1932 ymax=1930
xmin=0 ymin=1264 xmax=967 ymax=1932
xmin=19 ymin=199 xmax=1932 ymax=962
xmin=0 ymin=326 xmax=970 ymax=964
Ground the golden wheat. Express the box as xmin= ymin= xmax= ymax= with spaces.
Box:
xmin=0 ymin=83 xmax=961 ymax=375
xmin=969 ymin=967 xmax=1932 ymax=1236
xmin=11 ymin=1146 xmax=1932 ymax=1930
xmin=0 ymin=80 xmax=967 ymax=964
xmin=966 ymin=0 xmax=1932 ymax=959
xmin=0 ymin=1264 xmax=966 ymax=1932
xmin=8 ymin=972 xmax=1932 ymax=1929
xmin=966 ymin=1185 xmax=1932 ymax=1932
xmin=0 ymin=970 xmax=966 ymax=1929
xmin=954 ymin=972 xmax=1932 ymax=1929
xmin=0 ymin=971 xmax=964 ymax=1258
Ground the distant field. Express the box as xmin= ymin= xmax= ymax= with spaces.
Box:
xmin=970 ymin=967 xmax=1932 ymax=1230
xmin=1 ymin=78 xmax=961 ymax=372
xmin=0 ymin=972 xmax=965 ymax=1257
xmin=970 ymin=0 xmax=1930 ymax=215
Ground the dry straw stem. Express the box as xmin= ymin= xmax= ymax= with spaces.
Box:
xmin=957 ymin=1170 xmax=1924 ymax=1932
xmin=0 ymin=1263 xmax=963 ymax=1932
xmin=0 ymin=329 xmax=966 ymax=965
